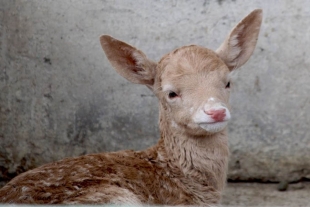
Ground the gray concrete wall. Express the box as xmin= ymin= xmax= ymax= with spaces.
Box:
xmin=0 ymin=0 xmax=309 ymax=182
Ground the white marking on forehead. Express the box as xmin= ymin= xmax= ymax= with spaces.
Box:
xmin=208 ymin=97 xmax=215 ymax=102
xmin=189 ymin=107 xmax=194 ymax=113
xmin=162 ymin=84 xmax=174 ymax=92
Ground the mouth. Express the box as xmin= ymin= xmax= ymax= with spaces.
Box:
xmin=198 ymin=121 xmax=228 ymax=133
xmin=198 ymin=120 xmax=227 ymax=125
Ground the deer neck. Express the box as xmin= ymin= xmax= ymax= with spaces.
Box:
xmin=155 ymin=108 xmax=229 ymax=191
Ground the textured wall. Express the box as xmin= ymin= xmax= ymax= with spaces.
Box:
xmin=0 ymin=0 xmax=309 ymax=182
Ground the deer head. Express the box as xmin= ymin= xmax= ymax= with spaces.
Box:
xmin=100 ymin=9 xmax=262 ymax=137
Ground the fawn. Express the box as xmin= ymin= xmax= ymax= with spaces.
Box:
xmin=0 ymin=9 xmax=262 ymax=205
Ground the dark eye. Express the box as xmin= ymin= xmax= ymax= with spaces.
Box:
xmin=168 ymin=91 xmax=178 ymax=99
xmin=225 ymin=81 xmax=230 ymax=89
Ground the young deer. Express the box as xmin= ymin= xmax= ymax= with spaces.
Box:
xmin=0 ymin=10 xmax=262 ymax=205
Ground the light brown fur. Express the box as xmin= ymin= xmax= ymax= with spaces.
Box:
xmin=0 ymin=10 xmax=262 ymax=205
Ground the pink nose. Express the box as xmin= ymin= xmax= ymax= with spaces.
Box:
xmin=205 ymin=108 xmax=226 ymax=122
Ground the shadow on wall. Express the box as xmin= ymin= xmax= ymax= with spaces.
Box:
xmin=0 ymin=0 xmax=158 ymax=181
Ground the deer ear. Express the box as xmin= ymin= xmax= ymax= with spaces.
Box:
xmin=100 ymin=35 xmax=157 ymax=86
xmin=216 ymin=9 xmax=263 ymax=71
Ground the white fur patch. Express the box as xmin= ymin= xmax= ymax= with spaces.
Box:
xmin=109 ymin=188 xmax=142 ymax=205
xmin=189 ymin=107 xmax=194 ymax=113
xmin=162 ymin=84 xmax=174 ymax=92
xmin=198 ymin=121 xmax=228 ymax=133
xmin=228 ymin=34 xmax=242 ymax=61
xmin=21 ymin=186 xmax=29 ymax=192
xmin=208 ymin=97 xmax=215 ymax=102
xmin=171 ymin=121 xmax=179 ymax=128
xmin=41 ymin=181 xmax=52 ymax=187
xmin=157 ymin=152 xmax=164 ymax=161
xmin=132 ymin=51 xmax=145 ymax=67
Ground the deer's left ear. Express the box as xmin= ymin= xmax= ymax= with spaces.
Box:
xmin=216 ymin=9 xmax=263 ymax=71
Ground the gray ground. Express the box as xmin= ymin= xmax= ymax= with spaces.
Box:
xmin=222 ymin=182 xmax=310 ymax=206
xmin=0 ymin=181 xmax=309 ymax=206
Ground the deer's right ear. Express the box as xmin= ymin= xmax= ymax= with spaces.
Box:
xmin=100 ymin=35 xmax=157 ymax=86
xmin=216 ymin=9 xmax=262 ymax=71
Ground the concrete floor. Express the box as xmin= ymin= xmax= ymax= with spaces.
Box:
xmin=222 ymin=182 xmax=310 ymax=206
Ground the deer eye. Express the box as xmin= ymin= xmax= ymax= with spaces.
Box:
xmin=168 ymin=91 xmax=178 ymax=99
xmin=225 ymin=81 xmax=230 ymax=89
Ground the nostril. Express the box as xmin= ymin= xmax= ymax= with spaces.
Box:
xmin=204 ymin=109 xmax=226 ymax=122
xmin=205 ymin=110 xmax=214 ymax=115
xmin=205 ymin=109 xmax=225 ymax=115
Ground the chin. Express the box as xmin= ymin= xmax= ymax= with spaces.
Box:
xmin=198 ymin=121 xmax=228 ymax=134
xmin=183 ymin=122 xmax=227 ymax=137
